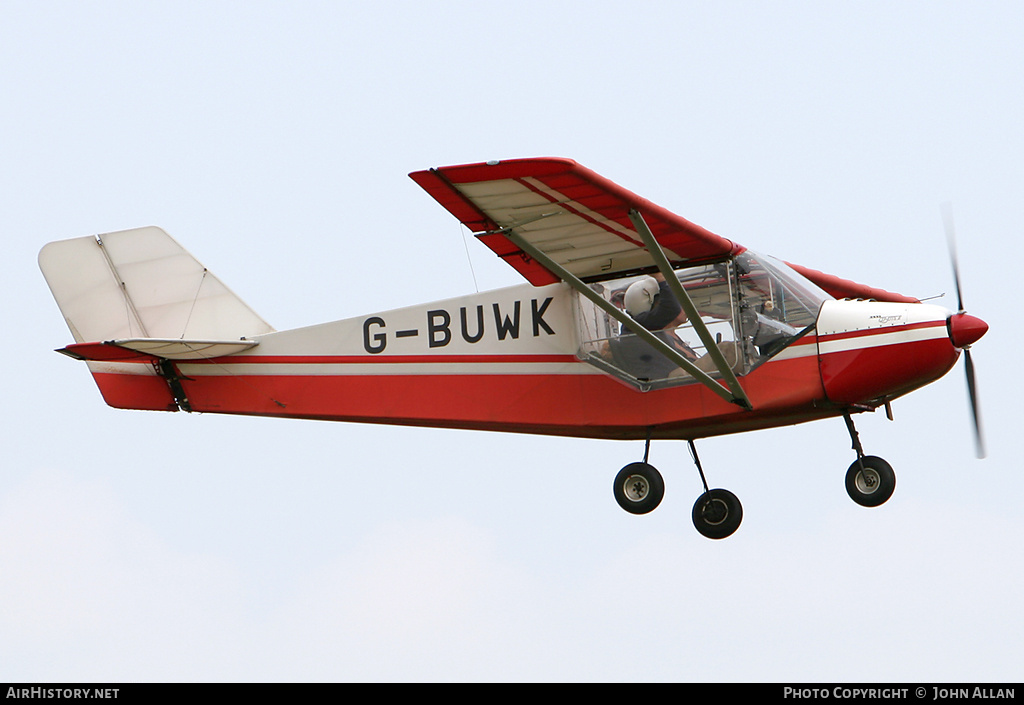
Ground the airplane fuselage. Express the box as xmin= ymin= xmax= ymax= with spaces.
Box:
xmin=86 ymin=282 xmax=965 ymax=441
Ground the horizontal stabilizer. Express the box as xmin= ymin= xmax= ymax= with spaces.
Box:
xmin=59 ymin=339 xmax=259 ymax=363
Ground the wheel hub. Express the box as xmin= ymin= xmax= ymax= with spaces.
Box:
xmin=701 ymin=498 xmax=728 ymax=525
xmin=855 ymin=468 xmax=880 ymax=495
xmin=624 ymin=475 xmax=649 ymax=502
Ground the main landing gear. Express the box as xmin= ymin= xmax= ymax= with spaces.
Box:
xmin=843 ymin=412 xmax=896 ymax=507
xmin=612 ymin=436 xmax=743 ymax=540
xmin=613 ymin=462 xmax=665 ymax=515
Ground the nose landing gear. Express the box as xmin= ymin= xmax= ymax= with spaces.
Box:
xmin=845 ymin=456 xmax=896 ymax=507
xmin=843 ymin=412 xmax=896 ymax=507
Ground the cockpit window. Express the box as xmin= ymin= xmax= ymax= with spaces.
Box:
xmin=574 ymin=253 xmax=830 ymax=391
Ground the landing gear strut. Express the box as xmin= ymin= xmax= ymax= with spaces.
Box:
xmin=843 ymin=412 xmax=896 ymax=507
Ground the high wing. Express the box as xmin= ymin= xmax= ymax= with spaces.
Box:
xmin=412 ymin=158 xmax=754 ymax=408
xmin=409 ymin=158 xmax=741 ymax=285
xmin=410 ymin=157 xmax=918 ymax=304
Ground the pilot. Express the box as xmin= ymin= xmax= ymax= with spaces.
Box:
xmin=622 ymin=274 xmax=685 ymax=333
xmin=607 ymin=274 xmax=694 ymax=379
xmin=610 ymin=273 xmax=736 ymax=380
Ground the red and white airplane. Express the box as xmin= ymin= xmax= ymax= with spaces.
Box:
xmin=39 ymin=158 xmax=987 ymax=539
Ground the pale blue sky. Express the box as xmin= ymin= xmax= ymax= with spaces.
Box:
xmin=2 ymin=1 xmax=1022 ymax=681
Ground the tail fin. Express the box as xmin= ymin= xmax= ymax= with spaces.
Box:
xmin=39 ymin=226 xmax=274 ymax=411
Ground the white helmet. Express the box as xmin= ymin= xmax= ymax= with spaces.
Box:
xmin=623 ymin=277 xmax=660 ymax=317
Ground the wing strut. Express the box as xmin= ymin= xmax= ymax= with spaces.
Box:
xmin=497 ymin=228 xmax=750 ymax=408
xmin=628 ymin=210 xmax=752 ymax=410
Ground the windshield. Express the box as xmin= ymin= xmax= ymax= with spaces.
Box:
xmin=733 ymin=251 xmax=831 ymax=361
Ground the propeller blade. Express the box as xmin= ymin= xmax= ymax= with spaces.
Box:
xmin=942 ymin=202 xmax=965 ymax=313
xmin=943 ymin=203 xmax=986 ymax=458
xmin=963 ymin=348 xmax=986 ymax=459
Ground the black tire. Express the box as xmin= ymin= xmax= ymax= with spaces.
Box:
xmin=845 ymin=456 xmax=896 ymax=507
xmin=692 ymin=488 xmax=743 ymax=539
xmin=613 ymin=462 xmax=665 ymax=515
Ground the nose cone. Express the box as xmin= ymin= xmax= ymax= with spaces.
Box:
xmin=948 ymin=313 xmax=988 ymax=348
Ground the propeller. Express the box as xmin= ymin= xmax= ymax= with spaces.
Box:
xmin=942 ymin=203 xmax=986 ymax=459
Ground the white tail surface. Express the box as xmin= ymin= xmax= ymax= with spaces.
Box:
xmin=39 ymin=226 xmax=274 ymax=344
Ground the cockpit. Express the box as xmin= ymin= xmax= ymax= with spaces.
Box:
xmin=574 ymin=251 xmax=832 ymax=391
